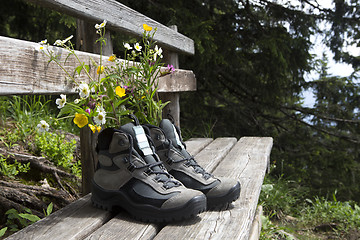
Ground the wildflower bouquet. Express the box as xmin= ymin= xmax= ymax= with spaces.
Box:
xmin=37 ymin=21 xmax=173 ymax=133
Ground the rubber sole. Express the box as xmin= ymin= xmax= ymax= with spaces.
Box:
xmin=91 ymin=182 xmax=207 ymax=222
xmin=206 ymin=181 xmax=241 ymax=210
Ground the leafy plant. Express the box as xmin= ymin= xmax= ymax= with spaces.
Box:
xmin=0 ymin=154 xmax=30 ymax=179
xmin=259 ymin=175 xmax=307 ymax=218
xmin=5 ymin=208 xmax=40 ymax=232
xmin=260 ymin=214 xmax=295 ymax=240
xmin=301 ymin=192 xmax=360 ymax=233
xmin=3 ymin=202 xmax=53 ymax=236
xmin=32 ymin=132 xmax=80 ymax=177
xmin=37 ymin=21 xmax=173 ymax=134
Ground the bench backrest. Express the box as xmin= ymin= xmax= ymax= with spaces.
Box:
xmin=0 ymin=0 xmax=196 ymax=194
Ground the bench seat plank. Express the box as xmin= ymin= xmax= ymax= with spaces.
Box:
xmin=153 ymin=137 xmax=273 ymax=240
xmin=184 ymin=138 xmax=213 ymax=156
xmin=5 ymin=194 xmax=112 ymax=240
xmin=83 ymin=214 xmax=158 ymax=240
xmin=194 ymin=137 xmax=237 ymax=173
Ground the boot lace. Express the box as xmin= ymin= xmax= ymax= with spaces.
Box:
xmin=125 ymin=134 xmax=180 ymax=189
xmin=166 ymin=139 xmax=212 ymax=180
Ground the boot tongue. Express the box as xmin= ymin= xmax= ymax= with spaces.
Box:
xmin=119 ymin=123 xmax=156 ymax=162
xmin=160 ymin=119 xmax=211 ymax=179
xmin=119 ymin=122 xmax=176 ymax=186
xmin=159 ymin=119 xmax=190 ymax=158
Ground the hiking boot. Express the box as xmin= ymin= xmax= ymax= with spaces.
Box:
xmin=91 ymin=125 xmax=206 ymax=222
xmin=144 ymin=119 xmax=241 ymax=210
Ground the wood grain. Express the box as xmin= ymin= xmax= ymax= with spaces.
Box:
xmin=84 ymin=214 xmax=158 ymax=240
xmin=0 ymin=36 xmax=196 ymax=96
xmin=153 ymin=137 xmax=273 ymax=240
xmin=5 ymin=194 xmax=112 ymax=240
xmin=25 ymin=0 xmax=194 ymax=54
xmin=185 ymin=138 xmax=214 ymax=156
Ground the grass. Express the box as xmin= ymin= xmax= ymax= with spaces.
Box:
xmin=259 ymin=175 xmax=360 ymax=239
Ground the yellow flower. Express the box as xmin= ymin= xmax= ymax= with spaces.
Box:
xmin=97 ymin=65 xmax=104 ymax=74
xmin=88 ymin=124 xmax=101 ymax=133
xmin=108 ymin=55 xmax=116 ymax=62
xmin=143 ymin=24 xmax=152 ymax=31
xmin=73 ymin=113 xmax=88 ymax=128
xmin=115 ymin=86 xmax=126 ymax=97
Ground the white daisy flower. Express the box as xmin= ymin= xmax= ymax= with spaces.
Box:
xmin=78 ymin=83 xmax=90 ymax=98
xmin=37 ymin=120 xmax=50 ymax=132
xmin=123 ymin=42 xmax=132 ymax=50
xmin=36 ymin=44 xmax=45 ymax=51
xmin=39 ymin=39 xmax=47 ymax=45
xmin=94 ymin=107 xmax=106 ymax=125
xmin=55 ymin=94 xmax=67 ymax=109
xmin=134 ymin=42 xmax=142 ymax=51
xmin=154 ymin=45 xmax=163 ymax=61
xmin=54 ymin=39 xmax=63 ymax=46
xmin=95 ymin=20 xmax=107 ymax=29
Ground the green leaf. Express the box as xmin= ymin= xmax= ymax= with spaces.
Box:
xmin=75 ymin=65 xmax=83 ymax=76
xmin=84 ymin=64 xmax=90 ymax=73
xmin=19 ymin=213 xmax=40 ymax=223
xmin=57 ymin=104 xmax=74 ymax=118
xmin=46 ymin=202 xmax=53 ymax=216
xmin=5 ymin=209 xmax=18 ymax=216
xmin=0 ymin=227 xmax=7 ymax=237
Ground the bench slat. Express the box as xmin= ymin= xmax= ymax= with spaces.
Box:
xmin=5 ymin=194 xmax=112 ymax=240
xmin=153 ymin=137 xmax=273 ymax=240
xmin=0 ymin=36 xmax=196 ymax=96
xmin=184 ymin=138 xmax=213 ymax=156
xmin=194 ymin=137 xmax=237 ymax=173
xmin=83 ymin=214 xmax=158 ymax=240
xmin=25 ymin=0 xmax=194 ymax=55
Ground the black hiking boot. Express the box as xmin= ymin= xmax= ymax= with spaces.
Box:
xmin=144 ymin=119 xmax=241 ymax=210
xmin=91 ymin=125 xmax=206 ymax=222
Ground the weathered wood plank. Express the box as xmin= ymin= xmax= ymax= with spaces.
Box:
xmin=0 ymin=36 xmax=196 ymax=96
xmin=83 ymin=214 xmax=158 ymax=240
xmin=193 ymin=137 xmax=238 ymax=173
xmin=154 ymin=137 xmax=273 ymax=240
xmin=25 ymin=0 xmax=194 ymax=55
xmin=5 ymin=194 xmax=112 ymax=240
xmin=249 ymin=205 xmax=263 ymax=240
xmin=185 ymin=138 xmax=213 ymax=156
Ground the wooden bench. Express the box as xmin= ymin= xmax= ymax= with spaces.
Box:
xmin=1 ymin=1 xmax=273 ymax=239
xmin=5 ymin=137 xmax=273 ymax=240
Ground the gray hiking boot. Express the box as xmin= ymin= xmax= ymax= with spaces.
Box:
xmin=144 ymin=119 xmax=241 ymax=210
xmin=91 ymin=125 xmax=206 ymax=222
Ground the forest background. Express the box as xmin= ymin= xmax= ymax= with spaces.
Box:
xmin=0 ymin=0 xmax=360 ymax=238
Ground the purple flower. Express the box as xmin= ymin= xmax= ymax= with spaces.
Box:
xmin=167 ymin=64 xmax=175 ymax=72
xmin=85 ymin=108 xmax=91 ymax=115
xmin=87 ymin=100 xmax=96 ymax=109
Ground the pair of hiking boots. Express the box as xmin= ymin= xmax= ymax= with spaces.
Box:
xmin=91 ymin=117 xmax=240 ymax=222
